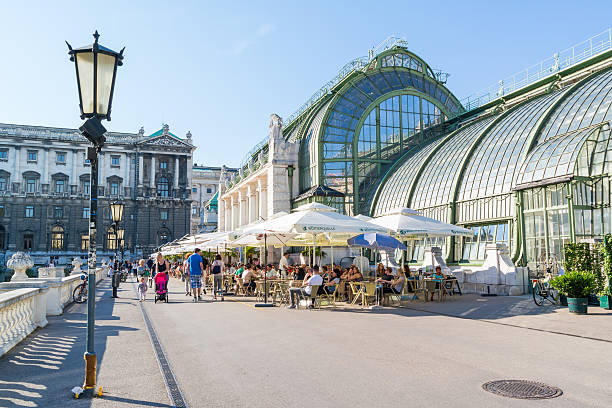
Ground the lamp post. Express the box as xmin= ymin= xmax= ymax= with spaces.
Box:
xmin=67 ymin=30 xmax=124 ymax=395
xmin=110 ymin=200 xmax=124 ymax=269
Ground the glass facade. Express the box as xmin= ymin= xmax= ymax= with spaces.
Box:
xmin=370 ymin=64 xmax=612 ymax=265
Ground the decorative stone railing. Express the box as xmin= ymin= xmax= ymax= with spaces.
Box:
xmin=0 ymin=265 xmax=109 ymax=357
xmin=0 ymin=287 xmax=48 ymax=357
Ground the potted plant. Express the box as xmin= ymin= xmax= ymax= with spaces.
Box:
xmin=550 ymin=271 xmax=597 ymax=314
xmin=600 ymin=234 xmax=612 ymax=310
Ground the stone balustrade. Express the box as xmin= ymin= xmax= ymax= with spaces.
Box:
xmin=0 ymin=265 xmax=109 ymax=357
xmin=0 ymin=287 xmax=48 ymax=357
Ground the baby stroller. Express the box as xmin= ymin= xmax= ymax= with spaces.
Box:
xmin=154 ymin=272 xmax=169 ymax=303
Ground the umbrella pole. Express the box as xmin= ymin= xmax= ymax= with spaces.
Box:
xmin=255 ymin=233 xmax=274 ymax=308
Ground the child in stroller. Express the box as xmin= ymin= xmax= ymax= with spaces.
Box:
xmin=154 ymin=271 xmax=169 ymax=303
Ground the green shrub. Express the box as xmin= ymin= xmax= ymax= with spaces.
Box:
xmin=601 ymin=234 xmax=612 ymax=296
xmin=550 ymin=271 xmax=597 ymax=298
xmin=564 ymin=242 xmax=604 ymax=293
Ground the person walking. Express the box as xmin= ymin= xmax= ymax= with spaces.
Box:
xmin=188 ymin=248 xmax=205 ymax=302
xmin=154 ymin=253 xmax=170 ymax=292
xmin=183 ymin=253 xmax=192 ymax=296
xmin=211 ymin=254 xmax=225 ymax=301
xmin=138 ymin=277 xmax=148 ymax=302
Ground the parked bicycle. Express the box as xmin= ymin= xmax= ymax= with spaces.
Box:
xmin=532 ymin=253 xmax=560 ymax=306
xmin=73 ymin=274 xmax=88 ymax=304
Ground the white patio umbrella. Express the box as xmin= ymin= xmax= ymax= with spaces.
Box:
xmin=371 ymin=207 xmax=471 ymax=271
xmin=370 ymin=207 xmax=471 ymax=237
xmin=256 ymin=203 xmax=386 ymax=266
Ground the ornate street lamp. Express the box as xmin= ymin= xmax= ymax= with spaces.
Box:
xmin=110 ymin=201 xmax=124 ymax=223
xmin=66 ymin=30 xmax=124 ymax=396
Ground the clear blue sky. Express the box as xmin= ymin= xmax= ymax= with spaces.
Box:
xmin=0 ymin=0 xmax=609 ymax=167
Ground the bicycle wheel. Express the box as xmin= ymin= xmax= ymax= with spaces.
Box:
xmin=73 ymin=285 xmax=87 ymax=303
xmin=548 ymin=286 xmax=560 ymax=305
xmin=532 ymin=282 xmax=544 ymax=306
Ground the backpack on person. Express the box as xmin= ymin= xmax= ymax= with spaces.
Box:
xmin=212 ymin=262 xmax=221 ymax=274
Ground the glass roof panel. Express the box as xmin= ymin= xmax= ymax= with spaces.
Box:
xmin=373 ymin=137 xmax=445 ymax=216
xmin=410 ymin=116 xmax=496 ymax=209
xmin=458 ymin=90 xmax=564 ymax=200
xmin=539 ymin=70 xmax=612 ymax=141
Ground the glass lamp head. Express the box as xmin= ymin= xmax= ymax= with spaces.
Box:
xmin=110 ymin=201 xmax=124 ymax=222
xmin=67 ymin=31 xmax=124 ymax=120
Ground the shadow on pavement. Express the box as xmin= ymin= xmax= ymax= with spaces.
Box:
xmin=0 ymin=280 xmax=137 ymax=408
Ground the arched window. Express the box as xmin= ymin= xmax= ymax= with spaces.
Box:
xmin=157 ymin=177 xmax=169 ymax=197
xmin=0 ymin=171 xmax=10 ymax=192
xmin=158 ymin=229 xmax=171 ymax=246
xmin=51 ymin=226 xmax=64 ymax=250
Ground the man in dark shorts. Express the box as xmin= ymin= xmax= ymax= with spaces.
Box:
xmin=188 ymin=248 xmax=205 ymax=302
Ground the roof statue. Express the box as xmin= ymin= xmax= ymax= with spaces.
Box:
xmin=269 ymin=113 xmax=283 ymax=141
xmin=186 ymin=131 xmax=192 ymax=142
xmin=162 ymin=124 xmax=169 ymax=136
xmin=138 ymin=126 xmax=145 ymax=136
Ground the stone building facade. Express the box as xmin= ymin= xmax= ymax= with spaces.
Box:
xmin=0 ymin=122 xmax=195 ymax=265
xmin=191 ymin=165 xmax=237 ymax=234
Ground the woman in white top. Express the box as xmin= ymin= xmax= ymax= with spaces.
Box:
xmin=211 ymin=254 xmax=225 ymax=301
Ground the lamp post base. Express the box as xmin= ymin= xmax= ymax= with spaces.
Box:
xmin=254 ymin=303 xmax=275 ymax=308
xmin=83 ymin=352 xmax=97 ymax=389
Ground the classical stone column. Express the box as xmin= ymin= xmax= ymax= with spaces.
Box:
xmin=237 ymin=190 xmax=245 ymax=227
xmin=42 ymin=148 xmax=49 ymax=185
xmin=224 ymin=201 xmax=231 ymax=231
xmin=247 ymin=185 xmax=256 ymax=224
xmin=71 ymin=149 xmax=77 ymax=187
xmin=218 ymin=197 xmax=225 ymax=232
xmin=174 ymin=156 xmax=180 ymax=189
xmin=13 ymin=146 xmax=21 ymax=187
xmin=138 ymin=154 xmax=144 ymax=187
xmin=124 ymin=152 xmax=130 ymax=194
xmin=149 ymin=154 xmax=155 ymax=188
xmin=230 ymin=195 xmax=236 ymax=230
xmin=257 ymin=178 xmax=267 ymax=220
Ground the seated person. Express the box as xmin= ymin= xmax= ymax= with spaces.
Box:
xmin=430 ymin=266 xmax=445 ymax=301
xmin=403 ymin=265 xmax=412 ymax=278
xmin=241 ymin=265 xmax=257 ymax=292
xmin=266 ymin=264 xmax=279 ymax=279
xmin=287 ymin=265 xmax=323 ymax=309
xmin=324 ymin=269 xmax=341 ymax=295
xmin=235 ymin=263 xmax=245 ymax=277
xmin=294 ymin=267 xmax=306 ymax=281
xmin=348 ymin=266 xmax=363 ymax=282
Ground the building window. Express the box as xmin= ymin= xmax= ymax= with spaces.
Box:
xmin=82 ymin=180 xmax=90 ymax=195
xmin=56 ymin=152 xmax=66 ymax=164
xmin=192 ymin=187 xmax=197 ymax=193
xmin=81 ymin=234 xmax=89 ymax=251
xmin=54 ymin=206 xmax=63 ymax=219
xmin=83 ymin=207 xmax=90 ymax=219
xmin=26 ymin=178 xmax=37 ymax=193
xmin=27 ymin=150 xmax=37 ymax=162
xmin=111 ymin=156 xmax=120 ymax=167
xmin=0 ymin=149 xmax=7 ymax=160
xmin=110 ymin=182 xmax=119 ymax=195
xmin=160 ymin=160 xmax=168 ymax=169
xmin=23 ymin=233 xmax=33 ymax=250
xmin=0 ymin=205 xmax=4 ymax=217
xmin=160 ymin=210 xmax=168 ymax=220
xmin=157 ymin=177 xmax=169 ymax=197
xmin=51 ymin=226 xmax=64 ymax=250
xmin=83 ymin=153 xmax=90 ymax=166
xmin=55 ymin=179 xmax=65 ymax=193
xmin=192 ymin=205 xmax=198 ymax=216
xmin=25 ymin=205 xmax=34 ymax=218
xmin=206 ymin=188 xmax=212 ymax=193
xmin=0 ymin=177 xmax=7 ymax=191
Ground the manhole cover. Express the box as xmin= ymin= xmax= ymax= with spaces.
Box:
xmin=482 ymin=380 xmax=563 ymax=400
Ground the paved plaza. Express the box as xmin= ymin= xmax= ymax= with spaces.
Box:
xmin=1 ymin=277 xmax=611 ymax=407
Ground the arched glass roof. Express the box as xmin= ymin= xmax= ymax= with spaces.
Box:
xmin=372 ymin=137 xmax=445 ymax=216
xmin=539 ymin=69 xmax=612 ymax=141
xmin=410 ymin=116 xmax=495 ymax=209
xmin=322 ymin=69 xmax=461 ymax=146
xmin=458 ymin=90 xmax=565 ymax=201
xmin=516 ymin=124 xmax=612 ymax=186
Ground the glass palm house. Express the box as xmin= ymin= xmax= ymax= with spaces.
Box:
xmin=232 ymin=33 xmax=612 ymax=268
